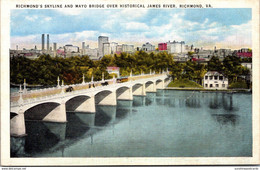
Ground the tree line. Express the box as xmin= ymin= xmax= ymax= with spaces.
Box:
xmin=10 ymin=52 xmax=250 ymax=86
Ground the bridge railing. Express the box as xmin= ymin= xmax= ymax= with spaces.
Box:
xmin=11 ymin=73 xmax=169 ymax=106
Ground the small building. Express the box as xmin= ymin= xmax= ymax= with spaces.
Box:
xmin=64 ymin=44 xmax=79 ymax=53
xmin=158 ymin=43 xmax=167 ymax=51
xmin=141 ymin=42 xmax=155 ymax=52
xmin=107 ymin=66 xmax=120 ymax=77
xmin=203 ymin=71 xmax=228 ymax=89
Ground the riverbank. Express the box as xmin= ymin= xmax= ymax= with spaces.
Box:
xmin=165 ymin=87 xmax=252 ymax=93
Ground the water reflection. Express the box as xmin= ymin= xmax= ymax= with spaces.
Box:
xmin=11 ymin=137 xmax=25 ymax=157
xmin=74 ymin=112 xmax=95 ymax=127
xmin=10 ymin=90 xmax=251 ymax=157
xmin=206 ymin=93 xmax=238 ymax=112
xmin=65 ymin=113 xmax=90 ymax=139
xmin=211 ymin=113 xmax=239 ymax=126
xmin=95 ymin=106 xmax=117 ymax=126
xmin=223 ymin=95 xmax=238 ymax=111
xmin=133 ymin=96 xmax=146 ymax=107
xmin=44 ymin=122 xmax=67 ymax=140
xmin=209 ymin=94 xmax=221 ymax=109
xmin=185 ymin=98 xmax=201 ymax=108
xmin=24 ymin=121 xmax=61 ymax=154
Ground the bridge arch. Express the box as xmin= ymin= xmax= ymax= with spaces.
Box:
xmin=156 ymin=79 xmax=164 ymax=89
xmin=24 ymin=102 xmax=61 ymax=121
xmin=116 ymin=86 xmax=133 ymax=100
xmin=132 ymin=83 xmax=146 ymax=96
xmin=145 ymin=80 xmax=156 ymax=92
xmin=95 ymin=90 xmax=117 ymax=105
xmin=65 ymin=95 xmax=92 ymax=112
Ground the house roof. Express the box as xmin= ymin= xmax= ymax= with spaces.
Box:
xmin=205 ymin=71 xmax=223 ymax=76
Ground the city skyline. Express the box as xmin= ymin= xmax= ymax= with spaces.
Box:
xmin=11 ymin=8 xmax=252 ymax=50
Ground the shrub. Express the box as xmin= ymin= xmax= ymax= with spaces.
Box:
xmin=229 ymin=81 xmax=248 ymax=89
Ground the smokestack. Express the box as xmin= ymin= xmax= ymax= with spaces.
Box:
xmin=47 ymin=34 xmax=49 ymax=53
xmin=42 ymin=34 xmax=45 ymax=51
xmin=16 ymin=45 xmax=18 ymax=50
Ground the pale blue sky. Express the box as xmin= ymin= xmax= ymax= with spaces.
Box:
xmin=11 ymin=8 xmax=252 ymax=49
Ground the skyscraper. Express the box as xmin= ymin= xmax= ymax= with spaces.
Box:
xmin=47 ymin=34 xmax=49 ymax=53
xmin=98 ymin=36 xmax=109 ymax=58
xmin=53 ymin=43 xmax=57 ymax=51
xmin=42 ymin=34 xmax=45 ymax=51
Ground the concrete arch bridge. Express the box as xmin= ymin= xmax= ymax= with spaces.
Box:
xmin=10 ymin=73 xmax=171 ymax=137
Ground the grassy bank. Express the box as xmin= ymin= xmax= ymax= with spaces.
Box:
xmin=165 ymin=87 xmax=251 ymax=93
xmin=167 ymin=79 xmax=203 ymax=88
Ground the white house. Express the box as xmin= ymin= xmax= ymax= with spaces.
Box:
xmin=203 ymin=71 xmax=228 ymax=89
xmin=141 ymin=42 xmax=155 ymax=52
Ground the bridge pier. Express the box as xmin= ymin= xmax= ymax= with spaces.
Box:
xmin=75 ymin=96 xmax=96 ymax=113
xmin=43 ymin=101 xmax=67 ymax=122
xmin=11 ymin=109 xmax=26 ymax=137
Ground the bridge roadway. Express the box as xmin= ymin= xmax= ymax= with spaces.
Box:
xmin=10 ymin=73 xmax=171 ymax=137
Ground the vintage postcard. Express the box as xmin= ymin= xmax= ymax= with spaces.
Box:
xmin=1 ymin=0 xmax=259 ymax=166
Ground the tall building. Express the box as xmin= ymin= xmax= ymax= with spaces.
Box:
xmin=82 ymin=42 xmax=85 ymax=55
xmin=122 ymin=44 xmax=135 ymax=53
xmin=116 ymin=45 xmax=122 ymax=53
xmin=103 ymin=42 xmax=111 ymax=56
xmin=16 ymin=45 xmax=18 ymax=50
xmin=53 ymin=43 xmax=57 ymax=57
xmin=110 ymin=42 xmax=118 ymax=54
xmin=47 ymin=34 xmax=49 ymax=53
xmin=53 ymin=43 xmax=57 ymax=51
xmin=167 ymin=40 xmax=185 ymax=54
xmin=41 ymin=34 xmax=45 ymax=51
xmin=98 ymin=36 xmax=109 ymax=58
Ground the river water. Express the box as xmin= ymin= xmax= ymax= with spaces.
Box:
xmin=11 ymin=90 xmax=252 ymax=157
